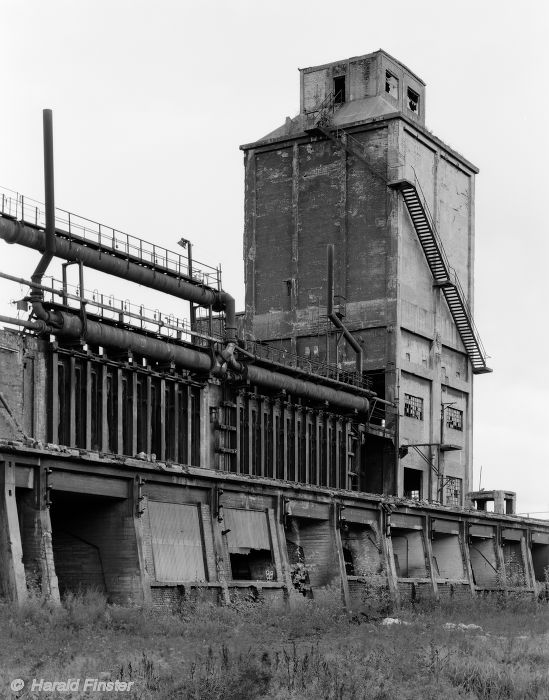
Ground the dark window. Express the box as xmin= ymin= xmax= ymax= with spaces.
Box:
xmin=121 ymin=375 xmax=133 ymax=456
xmin=404 ymin=393 xmax=424 ymax=420
xmin=445 ymin=477 xmax=462 ymax=506
xmin=164 ymin=382 xmax=176 ymax=461
xmin=385 ymin=71 xmax=398 ymax=98
xmin=309 ymin=420 xmax=317 ymax=484
xmin=190 ymin=387 xmax=201 ymax=466
xmin=404 ymin=468 xmax=422 ymax=500
xmin=106 ymin=368 xmax=118 ymax=454
xmin=333 ymin=76 xmax=346 ymax=104
xmin=407 ymin=87 xmax=419 ymax=113
xmin=446 ymin=407 xmax=463 ymax=431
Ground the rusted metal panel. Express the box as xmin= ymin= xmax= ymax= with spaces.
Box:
xmin=502 ymin=528 xmax=523 ymax=542
xmin=391 ymin=513 xmax=423 ymax=530
xmin=532 ymin=532 xmax=549 ymax=545
xmin=144 ymin=483 xmax=209 ymax=505
xmin=432 ymin=519 xmax=460 ymax=535
xmin=148 ymin=501 xmax=206 ymax=582
xmin=50 ymin=471 xmax=128 ymax=498
xmin=288 ymin=499 xmax=329 ymax=520
xmin=344 ymin=506 xmax=378 ymax=525
xmin=223 ymin=508 xmax=271 ymax=553
xmin=469 ymin=524 xmax=495 ymax=539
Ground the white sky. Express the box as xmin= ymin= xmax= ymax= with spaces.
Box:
xmin=1 ymin=0 xmax=547 ymax=515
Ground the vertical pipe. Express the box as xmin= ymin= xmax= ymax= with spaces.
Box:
xmin=43 ymin=109 xmax=56 ymax=255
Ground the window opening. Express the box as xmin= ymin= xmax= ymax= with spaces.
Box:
xmin=385 ymin=71 xmax=399 ymax=98
xmin=404 ymin=393 xmax=423 ymax=420
xmin=333 ymin=75 xmax=346 ymax=104
xmin=407 ymin=87 xmax=419 ymax=113
xmin=446 ymin=407 xmax=463 ymax=431
xmin=404 ymin=467 xmax=422 ymax=500
xmin=445 ymin=477 xmax=462 ymax=506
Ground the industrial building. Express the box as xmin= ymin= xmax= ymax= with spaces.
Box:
xmin=0 ymin=50 xmax=547 ymax=609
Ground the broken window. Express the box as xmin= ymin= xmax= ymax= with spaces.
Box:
xmin=446 ymin=407 xmax=463 ymax=431
xmin=444 ymin=477 xmax=462 ymax=506
xmin=224 ymin=508 xmax=277 ymax=582
xmin=407 ymin=87 xmax=419 ymax=113
xmin=341 ymin=523 xmax=382 ymax=578
xmin=333 ymin=75 xmax=346 ymax=104
xmin=385 ymin=70 xmax=398 ymax=98
xmin=404 ymin=393 xmax=423 ymax=420
xmin=404 ymin=468 xmax=422 ymax=500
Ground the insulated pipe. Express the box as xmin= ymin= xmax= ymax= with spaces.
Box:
xmin=54 ymin=311 xmax=213 ymax=372
xmin=327 ymin=244 xmax=363 ymax=375
xmin=39 ymin=310 xmax=368 ymax=413
xmin=0 ymin=218 xmax=237 ymax=337
xmin=245 ymin=364 xmax=369 ymax=413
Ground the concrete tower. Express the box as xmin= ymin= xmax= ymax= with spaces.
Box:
xmin=241 ymin=50 xmax=490 ymax=502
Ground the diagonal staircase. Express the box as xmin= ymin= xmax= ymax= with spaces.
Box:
xmin=388 ymin=179 xmax=491 ymax=374
xmin=305 ymin=94 xmax=491 ymax=374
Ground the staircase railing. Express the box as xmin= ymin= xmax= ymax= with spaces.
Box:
xmin=405 ymin=167 xmax=489 ymax=362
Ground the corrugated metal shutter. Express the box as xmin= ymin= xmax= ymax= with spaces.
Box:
xmin=148 ymin=501 xmax=205 ymax=582
xmin=224 ymin=508 xmax=271 ymax=553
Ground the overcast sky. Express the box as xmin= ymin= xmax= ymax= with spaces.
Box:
xmin=1 ymin=0 xmax=547 ymax=515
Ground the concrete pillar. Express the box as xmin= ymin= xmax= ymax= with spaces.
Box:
xmin=273 ymin=497 xmax=299 ymax=607
xmin=18 ymin=485 xmax=60 ymax=603
xmin=493 ymin=491 xmax=506 ymax=515
xmin=0 ymin=461 xmax=27 ymax=603
xmin=132 ymin=480 xmax=152 ymax=604
xmin=381 ymin=507 xmax=400 ymax=609
xmin=424 ymin=517 xmax=439 ymax=600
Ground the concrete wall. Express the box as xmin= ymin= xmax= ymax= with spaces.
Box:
xmin=1 ymin=448 xmax=548 ymax=607
xmin=0 ymin=332 xmax=47 ymax=442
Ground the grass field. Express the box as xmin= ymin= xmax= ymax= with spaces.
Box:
xmin=1 ymin=590 xmax=549 ymax=699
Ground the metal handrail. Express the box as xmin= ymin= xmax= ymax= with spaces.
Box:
xmin=0 ymin=185 xmax=222 ymax=290
xmin=407 ymin=167 xmax=488 ymax=359
xmin=244 ymin=339 xmax=371 ymax=391
xmin=38 ymin=276 xmax=223 ymax=345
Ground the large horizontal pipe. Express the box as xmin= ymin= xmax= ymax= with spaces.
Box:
xmin=0 ymin=218 xmax=218 ymax=307
xmin=245 ymin=364 xmax=369 ymax=413
xmin=45 ymin=311 xmax=369 ymax=413
xmin=0 ymin=218 xmax=237 ymax=338
xmin=54 ymin=311 xmax=212 ymax=373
